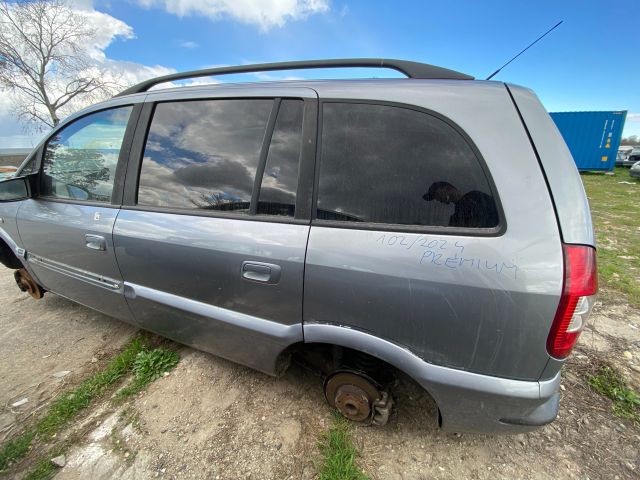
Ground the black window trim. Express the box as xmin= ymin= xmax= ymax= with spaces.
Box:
xmin=311 ymin=98 xmax=507 ymax=237
xmin=123 ymin=96 xmax=318 ymax=224
xmin=37 ymin=103 xmax=142 ymax=209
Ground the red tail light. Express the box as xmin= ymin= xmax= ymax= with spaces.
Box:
xmin=547 ymin=244 xmax=598 ymax=359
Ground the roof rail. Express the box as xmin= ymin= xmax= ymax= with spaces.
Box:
xmin=115 ymin=58 xmax=474 ymax=97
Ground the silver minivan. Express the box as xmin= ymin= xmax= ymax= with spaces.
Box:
xmin=0 ymin=59 xmax=597 ymax=433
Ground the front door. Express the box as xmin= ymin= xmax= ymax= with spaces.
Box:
xmin=17 ymin=105 xmax=137 ymax=322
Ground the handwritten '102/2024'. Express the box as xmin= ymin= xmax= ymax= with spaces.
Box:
xmin=375 ymin=234 xmax=519 ymax=280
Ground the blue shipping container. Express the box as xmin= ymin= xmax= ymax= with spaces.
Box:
xmin=549 ymin=111 xmax=627 ymax=171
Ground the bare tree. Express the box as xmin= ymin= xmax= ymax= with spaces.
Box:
xmin=0 ymin=0 xmax=118 ymax=130
xmin=621 ymin=136 xmax=639 ymax=146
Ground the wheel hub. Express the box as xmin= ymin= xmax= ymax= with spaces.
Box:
xmin=14 ymin=268 xmax=43 ymax=299
xmin=324 ymin=372 xmax=381 ymax=423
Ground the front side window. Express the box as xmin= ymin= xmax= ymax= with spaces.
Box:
xmin=42 ymin=107 xmax=132 ymax=202
xmin=317 ymin=103 xmax=499 ymax=228
xmin=17 ymin=153 xmax=37 ymax=176
xmin=137 ymin=99 xmax=272 ymax=211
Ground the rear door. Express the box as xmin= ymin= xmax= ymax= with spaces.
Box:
xmin=304 ymin=100 xmax=553 ymax=380
xmin=16 ymin=104 xmax=140 ymax=321
xmin=113 ymin=87 xmax=317 ymax=374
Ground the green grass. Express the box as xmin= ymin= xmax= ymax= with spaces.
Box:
xmin=581 ymin=168 xmax=640 ymax=307
xmin=24 ymin=459 xmax=56 ymax=480
xmin=0 ymin=336 xmax=146 ymax=471
xmin=22 ymin=446 xmax=64 ymax=480
xmin=0 ymin=431 xmax=35 ymax=473
xmin=588 ymin=364 xmax=640 ymax=422
xmin=0 ymin=336 xmax=179 ymax=475
xmin=317 ymin=414 xmax=369 ymax=480
xmin=37 ymin=337 xmax=147 ymax=436
xmin=116 ymin=348 xmax=179 ymax=399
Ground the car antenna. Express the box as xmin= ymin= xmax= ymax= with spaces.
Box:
xmin=485 ymin=20 xmax=563 ymax=80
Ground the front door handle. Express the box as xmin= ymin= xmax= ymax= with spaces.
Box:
xmin=241 ymin=261 xmax=281 ymax=284
xmin=85 ymin=234 xmax=106 ymax=251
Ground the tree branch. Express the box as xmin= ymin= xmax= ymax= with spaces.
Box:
xmin=0 ymin=0 xmax=115 ymax=129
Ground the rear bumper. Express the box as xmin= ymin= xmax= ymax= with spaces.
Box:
xmin=303 ymin=323 xmax=560 ymax=434
xmin=421 ymin=371 xmax=560 ymax=434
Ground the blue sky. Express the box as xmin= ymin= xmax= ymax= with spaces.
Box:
xmin=2 ymin=0 xmax=639 ymax=147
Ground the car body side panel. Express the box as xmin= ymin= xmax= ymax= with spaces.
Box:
xmin=506 ymin=84 xmax=595 ymax=247
xmin=304 ymin=81 xmax=563 ymax=381
xmin=0 ymin=203 xmax=21 ymax=251
xmin=305 ymin=227 xmax=560 ymax=380
xmin=113 ymin=211 xmax=308 ymax=374
xmin=16 ymin=200 xmax=133 ymax=321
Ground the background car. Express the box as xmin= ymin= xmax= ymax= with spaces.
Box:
xmin=627 ymin=148 xmax=640 ymax=167
xmin=617 ymin=146 xmax=634 ymax=166
xmin=630 ymin=160 xmax=640 ymax=178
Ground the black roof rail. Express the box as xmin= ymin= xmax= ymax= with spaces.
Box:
xmin=115 ymin=58 xmax=474 ymax=97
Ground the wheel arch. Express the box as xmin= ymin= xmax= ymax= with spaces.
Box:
xmin=0 ymin=233 xmax=23 ymax=269
xmin=282 ymin=322 xmax=445 ymax=423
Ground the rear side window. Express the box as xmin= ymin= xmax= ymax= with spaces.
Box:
xmin=317 ymin=103 xmax=499 ymax=228
xmin=257 ymin=99 xmax=304 ymax=217
xmin=41 ymin=106 xmax=132 ymax=203
xmin=138 ymin=99 xmax=272 ymax=211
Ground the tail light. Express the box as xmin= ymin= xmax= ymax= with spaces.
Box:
xmin=547 ymin=244 xmax=598 ymax=359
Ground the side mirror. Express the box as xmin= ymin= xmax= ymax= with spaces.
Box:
xmin=0 ymin=177 xmax=30 ymax=201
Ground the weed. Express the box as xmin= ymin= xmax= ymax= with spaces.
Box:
xmin=22 ymin=446 xmax=64 ymax=480
xmin=116 ymin=347 xmax=179 ymax=399
xmin=318 ymin=414 xmax=369 ymax=480
xmin=588 ymin=365 xmax=640 ymax=422
xmin=0 ymin=431 xmax=35 ymax=472
xmin=37 ymin=337 xmax=147 ymax=436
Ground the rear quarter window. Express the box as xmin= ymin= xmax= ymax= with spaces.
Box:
xmin=317 ymin=102 xmax=499 ymax=229
xmin=257 ymin=99 xmax=304 ymax=217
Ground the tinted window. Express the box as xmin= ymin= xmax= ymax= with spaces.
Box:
xmin=317 ymin=103 xmax=498 ymax=228
xmin=42 ymin=107 xmax=132 ymax=202
xmin=138 ymin=99 xmax=272 ymax=211
xmin=258 ymin=99 xmax=303 ymax=217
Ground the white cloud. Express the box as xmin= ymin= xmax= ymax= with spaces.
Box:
xmin=61 ymin=1 xmax=135 ymax=62
xmin=0 ymin=1 xmax=177 ymax=147
xmin=0 ymin=94 xmax=44 ymax=148
xmin=627 ymin=113 xmax=640 ymax=122
xmin=66 ymin=0 xmax=95 ymax=10
xmin=135 ymin=0 xmax=330 ymax=31
xmin=102 ymin=61 xmax=176 ymax=89
xmin=251 ymin=72 xmax=304 ymax=81
xmin=81 ymin=11 xmax=135 ymax=61
xmin=179 ymin=40 xmax=199 ymax=49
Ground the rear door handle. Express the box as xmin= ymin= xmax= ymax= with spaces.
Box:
xmin=241 ymin=261 xmax=281 ymax=284
xmin=85 ymin=234 xmax=106 ymax=251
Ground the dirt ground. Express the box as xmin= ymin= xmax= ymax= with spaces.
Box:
xmin=0 ymin=270 xmax=134 ymax=447
xmin=1 ymin=268 xmax=639 ymax=479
